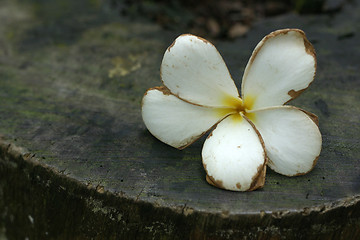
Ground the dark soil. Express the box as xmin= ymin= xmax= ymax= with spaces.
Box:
xmin=111 ymin=0 xmax=348 ymax=39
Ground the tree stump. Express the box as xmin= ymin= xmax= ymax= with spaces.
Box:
xmin=0 ymin=0 xmax=359 ymax=239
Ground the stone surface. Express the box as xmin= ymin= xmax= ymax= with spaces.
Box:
xmin=0 ymin=0 xmax=359 ymax=239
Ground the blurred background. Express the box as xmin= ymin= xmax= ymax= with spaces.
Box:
xmin=110 ymin=0 xmax=349 ymax=39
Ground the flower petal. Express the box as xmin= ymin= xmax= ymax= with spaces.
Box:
xmin=142 ymin=87 xmax=230 ymax=149
xmin=241 ymin=29 xmax=316 ymax=109
xmin=202 ymin=114 xmax=266 ymax=191
xmin=250 ymin=106 xmax=322 ymax=176
xmin=161 ymin=34 xmax=240 ymax=107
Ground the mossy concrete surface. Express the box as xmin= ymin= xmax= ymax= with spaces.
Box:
xmin=0 ymin=0 xmax=359 ymax=239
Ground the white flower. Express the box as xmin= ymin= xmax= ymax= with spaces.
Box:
xmin=141 ymin=29 xmax=322 ymax=191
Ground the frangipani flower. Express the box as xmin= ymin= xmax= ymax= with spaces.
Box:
xmin=142 ymin=29 xmax=322 ymax=191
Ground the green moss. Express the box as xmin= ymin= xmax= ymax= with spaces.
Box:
xmin=293 ymin=0 xmax=324 ymax=13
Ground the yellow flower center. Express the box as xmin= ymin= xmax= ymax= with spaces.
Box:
xmin=217 ymin=95 xmax=256 ymax=122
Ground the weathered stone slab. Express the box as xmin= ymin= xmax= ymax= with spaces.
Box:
xmin=0 ymin=0 xmax=359 ymax=239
